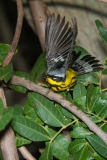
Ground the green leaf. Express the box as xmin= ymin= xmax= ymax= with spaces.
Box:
xmin=77 ymin=72 xmax=100 ymax=86
xmin=94 ymin=98 xmax=107 ymax=119
xmin=28 ymin=92 xmax=65 ymax=127
xmin=68 ymin=139 xmax=86 ymax=155
xmin=0 ymin=98 xmax=4 ymax=111
xmin=0 ymin=43 xmax=11 ymax=66
xmin=60 ymin=91 xmax=73 ymax=103
xmin=24 ymin=101 xmax=38 ymax=118
xmin=86 ymin=86 xmax=107 ymax=119
xmin=73 ymin=83 xmax=87 ymax=99
xmin=87 ymin=94 xmax=101 ymax=113
xmin=88 ymin=144 xmax=105 ymax=160
xmin=86 ymin=84 xmax=101 ymax=112
xmin=55 ymin=104 xmax=71 ymax=125
xmin=59 ymin=92 xmax=76 ymax=119
xmin=39 ymin=142 xmax=52 ymax=160
xmin=45 ymin=127 xmax=57 ymax=138
xmin=95 ymin=20 xmax=107 ymax=45
xmin=26 ymin=115 xmax=44 ymax=126
xmin=15 ymin=135 xmax=31 ymax=147
xmin=73 ymin=144 xmax=89 ymax=160
xmin=88 ymin=115 xmax=101 ymax=123
xmin=86 ymin=84 xmax=101 ymax=98
xmin=24 ymin=101 xmax=43 ymax=125
xmin=70 ymin=127 xmax=92 ymax=138
xmin=10 ymin=84 xmax=26 ymax=93
xmin=0 ymin=108 xmax=13 ymax=131
xmin=102 ymin=68 xmax=107 ymax=75
xmin=103 ymin=57 xmax=107 ymax=66
xmin=74 ymin=46 xmax=89 ymax=58
xmin=60 ymin=107 xmax=76 ymax=119
xmin=87 ymin=135 xmax=107 ymax=158
xmin=11 ymin=116 xmax=50 ymax=141
xmin=101 ymin=123 xmax=107 ymax=133
xmin=51 ymin=134 xmax=70 ymax=160
xmin=0 ymin=64 xmax=13 ymax=82
xmin=73 ymin=96 xmax=86 ymax=111
xmin=74 ymin=121 xmax=82 ymax=128
xmin=101 ymin=91 xmax=107 ymax=99
xmin=13 ymin=104 xmax=24 ymax=116
xmin=31 ymin=53 xmax=47 ymax=80
xmin=9 ymin=71 xmax=37 ymax=93
xmin=92 ymin=152 xmax=105 ymax=160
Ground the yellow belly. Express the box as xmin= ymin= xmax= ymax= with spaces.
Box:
xmin=46 ymin=68 xmax=77 ymax=92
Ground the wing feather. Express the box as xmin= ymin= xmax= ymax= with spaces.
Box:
xmin=45 ymin=14 xmax=103 ymax=76
xmin=63 ymin=18 xmax=77 ymax=69
xmin=71 ymin=52 xmax=103 ymax=75
xmin=45 ymin=14 xmax=77 ymax=71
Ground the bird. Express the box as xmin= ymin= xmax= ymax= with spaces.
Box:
xmin=45 ymin=13 xmax=103 ymax=92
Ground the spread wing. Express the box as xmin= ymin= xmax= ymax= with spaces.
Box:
xmin=45 ymin=13 xmax=77 ymax=71
xmin=71 ymin=52 xmax=103 ymax=75
xmin=45 ymin=13 xmax=103 ymax=76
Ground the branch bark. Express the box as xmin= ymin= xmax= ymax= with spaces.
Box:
xmin=10 ymin=75 xmax=107 ymax=145
xmin=28 ymin=0 xmax=50 ymax=52
xmin=0 ymin=86 xmax=19 ymax=160
xmin=18 ymin=146 xmax=37 ymax=160
xmin=2 ymin=0 xmax=24 ymax=66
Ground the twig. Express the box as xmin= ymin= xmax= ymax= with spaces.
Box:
xmin=0 ymin=84 xmax=7 ymax=108
xmin=10 ymin=75 xmax=107 ymax=145
xmin=18 ymin=146 xmax=37 ymax=160
xmin=28 ymin=0 xmax=50 ymax=52
xmin=2 ymin=0 xmax=24 ymax=66
xmin=22 ymin=0 xmax=36 ymax=34
xmin=0 ymin=86 xmax=19 ymax=160
xmin=0 ymin=0 xmax=24 ymax=159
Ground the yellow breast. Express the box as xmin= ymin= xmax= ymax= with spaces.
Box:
xmin=46 ymin=68 xmax=77 ymax=92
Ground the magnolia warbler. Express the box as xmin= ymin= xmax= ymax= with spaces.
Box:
xmin=45 ymin=14 xmax=103 ymax=92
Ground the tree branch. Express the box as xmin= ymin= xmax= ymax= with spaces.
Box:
xmin=10 ymin=75 xmax=107 ymax=145
xmin=0 ymin=86 xmax=19 ymax=160
xmin=3 ymin=0 xmax=24 ymax=66
xmin=28 ymin=0 xmax=50 ymax=52
xmin=18 ymin=146 xmax=37 ymax=160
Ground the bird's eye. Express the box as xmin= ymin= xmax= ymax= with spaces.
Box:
xmin=53 ymin=76 xmax=57 ymax=79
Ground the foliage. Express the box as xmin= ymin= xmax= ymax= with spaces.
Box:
xmin=0 ymin=20 xmax=107 ymax=160
xmin=0 ymin=98 xmax=13 ymax=131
